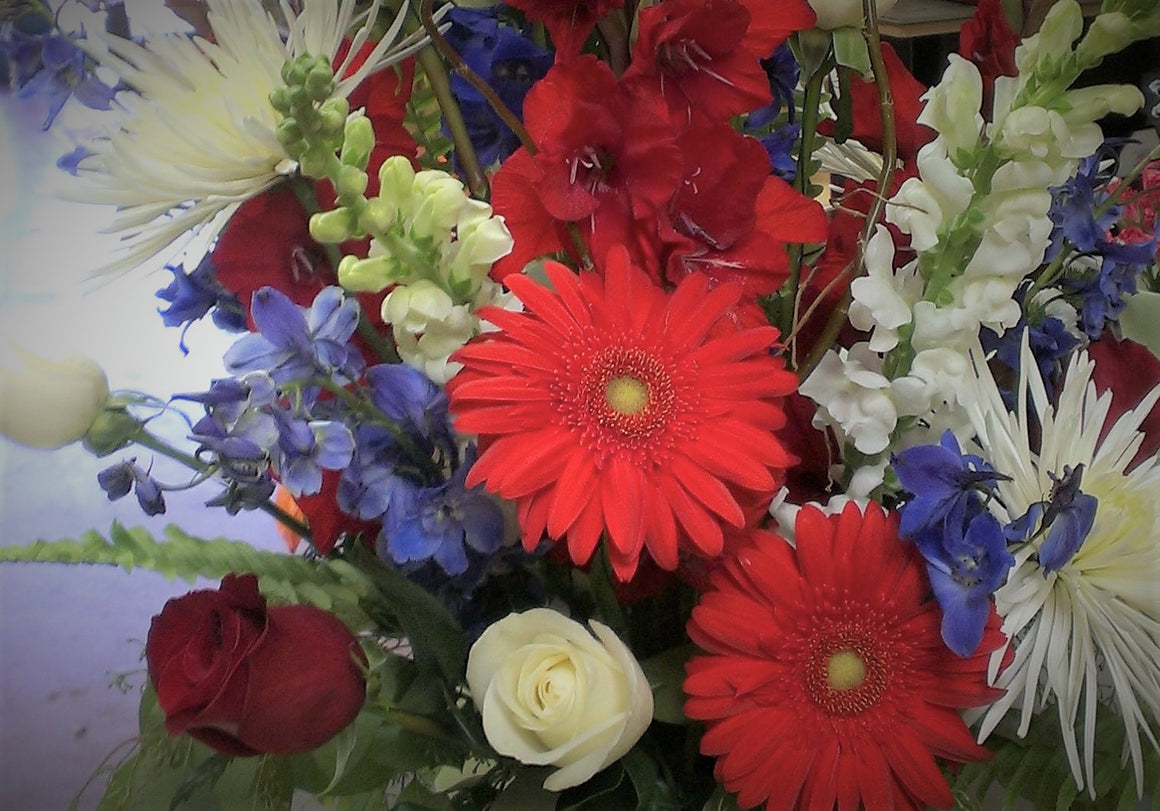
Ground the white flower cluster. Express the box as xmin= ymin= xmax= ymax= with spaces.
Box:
xmin=801 ymin=0 xmax=1145 ymax=492
xmin=338 ymin=156 xmax=518 ymax=384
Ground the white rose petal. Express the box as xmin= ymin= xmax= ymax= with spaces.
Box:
xmin=466 ymin=608 xmax=653 ymax=792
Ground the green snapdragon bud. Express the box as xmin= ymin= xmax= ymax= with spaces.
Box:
xmin=318 ymin=98 xmax=351 ymax=140
xmin=359 ymin=198 xmax=399 ymax=235
xmin=304 ymin=64 xmax=336 ymax=102
xmin=82 ymin=404 xmax=144 ymax=457
xmin=338 ymin=254 xmax=396 ymax=293
xmin=275 ymin=118 xmax=304 ymax=147
xmin=310 ymin=207 xmax=361 ymax=244
xmin=1076 ymin=12 xmax=1134 ymax=67
xmin=341 ymin=114 xmax=375 ymax=170
xmin=335 ymin=164 xmax=369 ymax=203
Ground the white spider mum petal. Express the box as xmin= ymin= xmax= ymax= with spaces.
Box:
xmin=964 ymin=334 xmax=1160 ymax=798
xmin=69 ymin=0 xmax=425 ymax=276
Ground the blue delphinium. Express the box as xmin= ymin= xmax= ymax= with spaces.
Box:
xmin=981 ymin=303 xmax=1080 ymax=408
xmin=892 ymin=430 xmax=1007 ymax=542
xmin=1 ymin=4 xmax=118 ymax=128
xmin=893 ymin=430 xmax=1015 ymax=656
xmin=223 ymin=286 xmax=364 ymax=388
xmin=97 ymin=458 xmax=166 ymax=516
xmin=380 ymin=446 xmax=505 ymax=577
xmin=442 ymin=4 xmax=552 ymax=169
xmin=1005 ymin=464 xmax=1098 ymax=573
xmin=1047 ymin=145 xmax=1158 ymax=338
xmin=156 ymin=255 xmax=247 ymax=353
xmin=743 ymin=43 xmax=801 ymax=183
xmin=1064 ymin=239 xmax=1156 ymax=338
xmin=915 ymin=509 xmax=1014 ymax=657
xmin=269 ymin=408 xmax=355 ymax=497
xmin=365 ymin=362 xmax=456 ymax=460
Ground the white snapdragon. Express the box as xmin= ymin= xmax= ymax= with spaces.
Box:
xmin=799 ymin=343 xmax=902 ymax=456
xmin=848 ymin=226 xmax=923 ymax=351
xmin=887 ymin=141 xmax=974 ymax=252
xmin=916 ymin=54 xmax=984 ymax=162
xmin=385 ymin=279 xmax=519 ymax=385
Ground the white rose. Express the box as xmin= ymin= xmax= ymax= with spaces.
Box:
xmin=808 ymin=0 xmax=897 ymax=30
xmin=0 ymin=347 xmax=109 ymax=449
xmin=466 ymin=608 xmax=654 ymax=792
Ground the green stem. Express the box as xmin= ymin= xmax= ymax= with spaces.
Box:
xmin=794 ymin=4 xmax=896 ymax=379
xmin=130 ymin=429 xmax=314 ymax=543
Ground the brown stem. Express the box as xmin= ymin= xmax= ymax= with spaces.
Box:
xmin=419 ymin=0 xmax=538 ymax=158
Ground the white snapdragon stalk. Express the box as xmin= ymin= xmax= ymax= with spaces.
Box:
xmin=800 ymin=343 xmax=905 ymax=456
xmin=386 ymin=280 xmax=520 ymax=385
xmin=887 ymin=141 xmax=975 ymax=252
xmin=916 ymin=54 xmax=984 ymax=163
xmin=337 ymin=157 xmax=515 ymax=383
xmin=848 ymin=226 xmax=922 ymax=352
xmin=70 ymin=0 xmax=434 ymax=275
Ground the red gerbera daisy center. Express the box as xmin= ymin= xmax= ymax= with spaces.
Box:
xmin=558 ymin=341 xmax=685 ymax=465
xmin=804 ymin=626 xmax=889 ymax=717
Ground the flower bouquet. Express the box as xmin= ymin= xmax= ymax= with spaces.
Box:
xmin=3 ymin=0 xmax=1160 ymax=808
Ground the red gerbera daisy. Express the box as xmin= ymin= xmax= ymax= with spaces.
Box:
xmin=447 ymin=247 xmax=797 ymax=580
xmin=684 ymin=502 xmax=1009 ymax=811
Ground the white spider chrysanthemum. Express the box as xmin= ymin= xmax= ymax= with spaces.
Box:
xmin=71 ymin=0 xmax=437 ymax=275
xmin=964 ymin=336 xmax=1160 ymax=797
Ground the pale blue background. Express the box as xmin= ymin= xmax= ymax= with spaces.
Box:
xmin=0 ymin=48 xmax=285 ymax=811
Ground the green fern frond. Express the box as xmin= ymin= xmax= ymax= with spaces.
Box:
xmin=0 ymin=523 xmax=376 ymax=627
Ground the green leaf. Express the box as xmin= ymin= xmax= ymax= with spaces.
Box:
xmin=557 ymin=763 xmax=639 ymax=811
xmin=700 ymin=785 xmax=743 ymax=811
xmin=831 ymin=27 xmax=871 ymax=77
xmin=641 ymin=646 xmax=693 ymax=725
xmin=168 ymin=755 xmax=230 ymax=810
xmin=1119 ymin=290 xmax=1160 ymax=359
xmin=344 ymin=543 xmax=467 ymax=685
xmin=489 ymin=767 xmax=558 ymax=811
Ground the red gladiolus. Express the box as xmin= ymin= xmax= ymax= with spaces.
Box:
xmin=146 ymin=574 xmax=367 ymax=757
xmin=662 ymin=125 xmax=828 ymax=296
xmin=1088 ymin=335 xmax=1160 ymax=468
xmin=505 ymin=0 xmax=624 ymax=60
xmin=490 ymin=56 xmax=682 ymax=278
xmin=960 ymin=0 xmax=1018 ymax=116
xmin=686 ymin=503 xmax=1008 ymax=810
xmin=624 ymin=0 xmax=772 ymax=123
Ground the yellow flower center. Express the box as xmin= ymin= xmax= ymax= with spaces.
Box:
xmin=605 ymin=376 xmax=649 ymax=415
xmin=826 ymin=650 xmax=867 ymax=691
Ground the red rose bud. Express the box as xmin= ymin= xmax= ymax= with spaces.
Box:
xmin=145 ymin=574 xmax=366 ymax=757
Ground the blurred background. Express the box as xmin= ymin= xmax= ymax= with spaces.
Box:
xmin=0 ymin=8 xmax=287 ymax=807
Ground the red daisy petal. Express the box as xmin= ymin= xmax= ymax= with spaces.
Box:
xmin=450 ymin=246 xmax=794 ymax=578
xmin=684 ymin=503 xmax=1008 ymax=811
